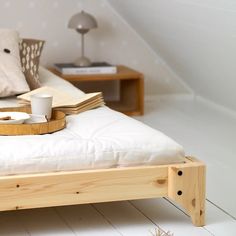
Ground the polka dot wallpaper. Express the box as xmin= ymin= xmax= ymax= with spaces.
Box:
xmin=0 ymin=0 xmax=188 ymax=95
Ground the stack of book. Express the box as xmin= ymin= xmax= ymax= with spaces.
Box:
xmin=54 ymin=62 xmax=117 ymax=75
xmin=17 ymin=87 xmax=105 ymax=115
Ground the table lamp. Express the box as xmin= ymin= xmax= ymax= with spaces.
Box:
xmin=68 ymin=11 xmax=98 ymax=67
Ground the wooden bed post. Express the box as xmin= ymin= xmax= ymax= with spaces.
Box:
xmin=168 ymin=157 xmax=206 ymax=226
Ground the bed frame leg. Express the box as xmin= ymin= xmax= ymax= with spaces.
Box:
xmin=168 ymin=160 xmax=206 ymax=226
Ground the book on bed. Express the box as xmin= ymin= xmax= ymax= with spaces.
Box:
xmin=17 ymin=86 xmax=105 ymax=115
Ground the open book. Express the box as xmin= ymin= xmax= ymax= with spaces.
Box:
xmin=17 ymin=86 xmax=105 ymax=115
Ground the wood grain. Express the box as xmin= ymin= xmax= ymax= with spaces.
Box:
xmin=0 ymin=157 xmax=206 ymax=227
xmin=49 ymin=65 xmax=143 ymax=82
xmin=0 ymin=165 xmax=168 ymax=212
xmin=168 ymin=158 xmax=206 ymax=226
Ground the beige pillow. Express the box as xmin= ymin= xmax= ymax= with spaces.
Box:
xmin=0 ymin=29 xmax=30 ymax=97
xmin=19 ymin=38 xmax=45 ymax=90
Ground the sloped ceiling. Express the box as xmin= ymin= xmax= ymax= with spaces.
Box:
xmin=108 ymin=0 xmax=236 ymax=111
xmin=0 ymin=0 xmax=189 ymax=96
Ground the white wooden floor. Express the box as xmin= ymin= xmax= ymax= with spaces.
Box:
xmin=0 ymin=96 xmax=236 ymax=236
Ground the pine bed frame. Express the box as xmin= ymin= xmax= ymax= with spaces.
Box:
xmin=0 ymin=156 xmax=205 ymax=226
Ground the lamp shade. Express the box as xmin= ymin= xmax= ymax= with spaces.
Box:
xmin=68 ymin=11 xmax=97 ymax=32
xmin=67 ymin=11 xmax=98 ymax=66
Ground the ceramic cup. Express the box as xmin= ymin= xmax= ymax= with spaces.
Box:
xmin=31 ymin=94 xmax=53 ymax=120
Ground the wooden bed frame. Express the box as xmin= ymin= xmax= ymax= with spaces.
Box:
xmin=0 ymin=156 xmax=205 ymax=226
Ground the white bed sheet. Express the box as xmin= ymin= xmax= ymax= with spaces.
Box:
xmin=0 ymin=67 xmax=185 ymax=176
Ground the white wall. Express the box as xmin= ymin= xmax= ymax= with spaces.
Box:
xmin=0 ymin=0 xmax=189 ymax=96
xmin=109 ymin=0 xmax=236 ymax=111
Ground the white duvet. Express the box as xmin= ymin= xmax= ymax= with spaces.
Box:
xmin=0 ymin=68 xmax=185 ymax=176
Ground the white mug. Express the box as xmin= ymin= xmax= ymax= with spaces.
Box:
xmin=31 ymin=94 xmax=53 ymax=120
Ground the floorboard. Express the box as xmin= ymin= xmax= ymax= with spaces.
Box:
xmin=56 ymin=204 xmax=121 ymax=236
xmin=93 ymin=201 xmax=159 ymax=236
xmin=0 ymin=211 xmax=29 ymax=236
xmin=15 ymin=208 xmax=75 ymax=236
xmin=205 ymin=200 xmax=236 ymax=236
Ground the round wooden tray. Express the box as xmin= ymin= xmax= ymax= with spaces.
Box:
xmin=0 ymin=107 xmax=66 ymax=136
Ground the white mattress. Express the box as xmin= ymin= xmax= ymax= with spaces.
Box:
xmin=0 ymin=67 xmax=185 ymax=176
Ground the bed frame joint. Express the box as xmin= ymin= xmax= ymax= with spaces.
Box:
xmin=168 ymin=160 xmax=206 ymax=226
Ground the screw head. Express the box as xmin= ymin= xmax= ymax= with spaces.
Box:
xmin=177 ymin=190 xmax=182 ymax=196
xmin=178 ymin=170 xmax=183 ymax=176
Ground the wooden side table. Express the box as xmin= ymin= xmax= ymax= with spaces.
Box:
xmin=49 ymin=65 xmax=144 ymax=116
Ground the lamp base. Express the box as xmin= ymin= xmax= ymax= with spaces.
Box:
xmin=74 ymin=57 xmax=91 ymax=67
